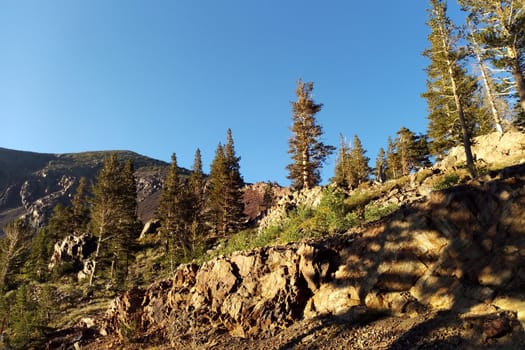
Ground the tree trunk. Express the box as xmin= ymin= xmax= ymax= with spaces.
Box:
xmin=437 ymin=15 xmax=476 ymax=178
xmin=302 ymin=148 xmax=309 ymax=190
xmin=472 ymin=34 xmax=504 ymax=133
xmin=511 ymin=57 xmax=525 ymax=114
xmin=448 ymin=66 xmax=476 ymax=178
xmin=89 ymin=234 xmax=103 ymax=287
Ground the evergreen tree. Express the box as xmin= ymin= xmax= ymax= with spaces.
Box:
xmin=261 ymin=182 xmax=276 ymax=211
xmin=208 ymin=144 xmax=228 ymax=235
xmin=189 ymin=148 xmax=205 ymax=201
xmin=188 ymin=148 xmax=207 ymax=254
xmin=224 ymin=129 xmax=245 ymax=232
xmin=3 ymin=283 xmax=48 ymax=349
xmin=396 ymin=127 xmax=432 ymax=176
xmin=111 ymin=159 xmax=139 ymax=285
xmin=46 ymin=177 xmax=90 ymax=241
xmin=332 ymin=134 xmax=370 ymax=189
xmin=89 ymin=153 xmax=138 ymax=288
xmin=158 ymin=154 xmax=192 ymax=262
xmin=70 ymin=177 xmax=90 ymax=232
xmin=207 ymin=130 xmax=246 ymax=235
xmin=46 ymin=203 xmax=73 ymax=242
xmin=422 ymin=0 xmax=477 ymax=177
xmin=0 ymin=220 xmax=31 ymax=291
xmin=287 ymin=79 xmax=335 ymax=190
xmin=374 ymin=147 xmax=386 ymax=182
xmin=385 ymin=136 xmax=402 ymax=180
xmin=25 ymin=227 xmax=52 ymax=282
xmin=467 ymin=20 xmax=507 ymax=133
xmin=332 ymin=134 xmax=352 ymax=188
xmin=374 ymin=147 xmax=387 ymax=183
xmin=349 ymin=135 xmax=371 ymax=186
xmin=459 ymin=0 xmax=525 ymax=115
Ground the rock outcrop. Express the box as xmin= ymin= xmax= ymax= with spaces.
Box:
xmin=48 ymin=233 xmax=97 ymax=278
xmin=438 ymin=130 xmax=525 ymax=169
xmin=257 ymin=186 xmax=321 ymax=233
xmin=100 ymin=164 xmax=525 ymax=346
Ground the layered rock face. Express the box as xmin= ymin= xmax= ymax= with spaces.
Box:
xmin=102 ymin=164 xmax=525 ymax=344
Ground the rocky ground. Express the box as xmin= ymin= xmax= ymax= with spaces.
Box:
xmin=81 ymin=306 xmax=524 ymax=349
xmin=41 ymin=131 xmax=525 ymax=349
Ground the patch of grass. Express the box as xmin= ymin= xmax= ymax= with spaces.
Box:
xmin=345 ymin=188 xmax=378 ymax=211
xmin=364 ymin=203 xmax=400 ymax=223
xmin=433 ymin=172 xmax=460 ymax=190
xmin=219 ymin=229 xmax=259 ymax=255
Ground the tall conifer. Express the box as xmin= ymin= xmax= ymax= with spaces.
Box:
xmin=374 ymin=147 xmax=387 ymax=183
xmin=423 ymin=0 xmax=477 ymax=177
xmin=332 ymin=134 xmax=370 ymax=188
xmin=287 ymin=79 xmax=335 ymax=190
xmin=88 ymin=153 xmax=138 ymax=287
xmin=207 ymin=130 xmax=245 ymax=235
xmin=188 ymin=148 xmax=207 ymax=252
xmin=459 ymin=0 xmax=525 ymax=116
xmin=158 ymin=154 xmax=191 ymax=260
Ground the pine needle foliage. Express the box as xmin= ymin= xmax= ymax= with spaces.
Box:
xmin=207 ymin=130 xmax=245 ymax=236
xmin=287 ymin=79 xmax=335 ymax=190
xmin=89 ymin=153 xmax=139 ymax=288
xmin=422 ymin=0 xmax=478 ymax=177
xmin=333 ymin=134 xmax=371 ymax=189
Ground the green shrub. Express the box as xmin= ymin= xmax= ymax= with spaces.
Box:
xmin=2 ymin=284 xmax=49 ymax=349
xmin=434 ymin=172 xmax=460 ymax=190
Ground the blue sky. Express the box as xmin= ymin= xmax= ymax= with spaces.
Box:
xmin=0 ymin=1 xmax=464 ymax=185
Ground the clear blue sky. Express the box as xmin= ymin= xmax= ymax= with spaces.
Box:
xmin=0 ymin=1 xmax=464 ymax=185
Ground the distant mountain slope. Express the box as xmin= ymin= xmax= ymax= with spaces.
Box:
xmin=0 ymin=147 xmax=176 ymax=230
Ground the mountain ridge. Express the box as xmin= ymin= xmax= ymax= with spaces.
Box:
xmin=0 ymin=147 xmax=177 ymax=231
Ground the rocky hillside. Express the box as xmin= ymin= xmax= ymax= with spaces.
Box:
xmin=0 ymin=148 xmax=174 ymax=231
xmin=69 ymin=148 xmax=525 ymax=348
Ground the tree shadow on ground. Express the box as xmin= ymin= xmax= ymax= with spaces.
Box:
xmin=283 ymin=164 xmax=525 ymax=349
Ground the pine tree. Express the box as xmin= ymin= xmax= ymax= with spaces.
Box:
xmin=88 ymin=153 xmax=138 ymax=288
xmin=374 ymin=147 xmax=387 ymax=183
xmin=332 ymin=134 xmax=370 ymax=189
xmin=385 ymin=136 xmax=401 ymax=180
xmin=395 ymin=127 xmax=431 ymax=176
xmin=332 ymin=134 xmax=352 ymax=188
xmin=208 ymin=144 xmax=228 ymax=235
xmin=46 ymin=203 xmax=73 ymax=241
xmin=467 ymin=20 xmax=507 ymax=133
xmin=349 ymin=134 xmax=371 ymax=186
xmin=224 ymin=129 xmax=245 ymax=232
xmin=43 ymin=177 xmax=90 ymax=252
xmin=287 ymin=79 xmax=335 ymax=190
xmin=207 ymin=130 xmax=246 ymax=235
xmin=111 ymin=159 xmax=139 ymax=285
xmin=4 ymin=283 xmax=48 ymax=348
xmin=0 ymin=220 xmax=31 ymax=291
xmin=422 ymin=0 xmax=477 ymax=177
xmin=189 ymin=148 xmax=205 ymax=201
xmin=188 ymin=148 xmax=207 ymax=254
xmin=459 ymin=0 xmax=525 ymax=115
xmin=158 ymin=154 xmax=192 ymax=262
xmin=70 ymin=177 xmax=90 ymax=233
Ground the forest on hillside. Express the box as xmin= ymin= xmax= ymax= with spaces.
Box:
xmin=0 ymin=1 xmax=524 ymax=348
